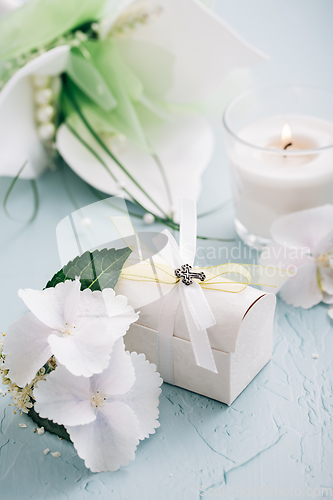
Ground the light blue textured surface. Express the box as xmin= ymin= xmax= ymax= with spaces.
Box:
xmin=1 ymin=1 xmax=333 ymax=499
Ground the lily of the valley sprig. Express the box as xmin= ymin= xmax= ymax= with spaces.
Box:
xmin=259 ymin=205 xmax=333 ymax=315
xmin=0 ymin=0 xmax=266 ymax=224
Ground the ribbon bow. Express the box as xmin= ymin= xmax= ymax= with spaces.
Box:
xmin=157 ymin=199 xmax=218 ymax=383
xmin=110 ymin=198 xmax=293 ymax=384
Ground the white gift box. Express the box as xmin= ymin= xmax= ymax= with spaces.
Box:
xmin=116 ymin=270 xmax=276 ymax=406
xmin=56 ymin=197 xmax=279 ymax=406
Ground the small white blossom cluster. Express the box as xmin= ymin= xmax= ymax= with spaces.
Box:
xmin=2 ymin=279 xmax=162 ymax=472
xmin=0 ymin=335 xmax=55 ymax=414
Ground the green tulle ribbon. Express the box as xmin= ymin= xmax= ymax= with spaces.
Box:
xmin=63 ymin=40 xmax=171 ymax=152
xmin=0 ymin=0 xmax=228 ymax=230
xmin=0 ymin=0 xmax=108 ymax=61
xmin=0 ymin=0 xmax=175 ymax=150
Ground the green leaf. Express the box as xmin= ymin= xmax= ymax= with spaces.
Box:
xmin=28 ymin=405 xmax=71 ymax=442
xmin=46 ymin=247 xmax=132 ymax=291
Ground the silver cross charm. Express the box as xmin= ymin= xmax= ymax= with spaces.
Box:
xmin=175 ymin=264 xmax=206 ymax=286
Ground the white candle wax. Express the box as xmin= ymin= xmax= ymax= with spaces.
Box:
xmin=227 ymin=115 xmax=333 ymax=239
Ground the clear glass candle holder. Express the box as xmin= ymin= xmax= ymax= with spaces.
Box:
xmin=223 ymin=85 xmax=333 ymax=248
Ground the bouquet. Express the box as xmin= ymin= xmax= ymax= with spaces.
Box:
xmin=0 ymin=0 xmax=266 ymax=222
xmin=1 ymin=245 xmax=162 ymax=472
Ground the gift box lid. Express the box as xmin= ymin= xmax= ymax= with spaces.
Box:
xmin=116 ymin=271 xmax=275 ymax=355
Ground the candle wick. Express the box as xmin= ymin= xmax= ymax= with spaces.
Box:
xmin=283 ymin=142 xmax=292 ymax=150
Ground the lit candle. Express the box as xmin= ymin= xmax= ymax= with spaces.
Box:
xmin=223 ymin=86 xmax=333 ymax=247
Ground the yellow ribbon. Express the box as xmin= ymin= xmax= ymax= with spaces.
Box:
xmin=120 ymin=259 xmax=293 ymax=293
xmin=120 ymin=260 xmax=252 ymax=293
xmin=112 ymin=216 xmax=294 ymax=294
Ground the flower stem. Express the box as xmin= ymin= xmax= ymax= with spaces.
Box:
xmin=62 ymin=76 xmax=173 ymax=222
xmin=151 ymin=151 xmax=173 ymax=216
xmin=65 ymin=123 xmax=179 ymax=232
xmin=3 ymin=161 xmax=39 ymax=223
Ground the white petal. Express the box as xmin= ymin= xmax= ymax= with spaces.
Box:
xmin=117 ymin=352 xmax=162 ymax=440
xmin=56 ymin=114 xmax=214 ymax=220
xmin=48 ymin=322 xmax=114 ymax=377
xmin=279 ymin=262 xmax=322 ymax=309
xmin=34 ymin=365 xmax=95 ymax=426
xmin=259 ymin=242 xmax=313 ymax=269
xmin=323 ymin=293 xmax=333 ymax=304
xmin=126 ymin=0 xmax=267 ymax=102
xmin=4 ymin=312 xmax=52 ymax=387
xmin=315 ymin=228 xmax=333 ymax=257
xmin=319 ymin=266 xmax=333 ymax=295
xmin=258 ymin=242 xmax=313 ymax=293
xmin=18 ymin=279 xmax=81 ymax=330
xmin=63 ymin=278 xmax=81 ymax=325
xmin=271 ymin=205 xmax=333 ymax=253
xmin=0 ymin=46 xmax=69 ymax=179
xmin=99 ymin=0 xmax=137 ymax=38
xmin=67 ymin=402 xmax=140 ymax=472
xmin=92 ymin=339 xmax=135 ymax=396
xmin=77 ymin=288 xmax=139 ymax=341
xmin=0 ymin=0 xmax=24 ymax=16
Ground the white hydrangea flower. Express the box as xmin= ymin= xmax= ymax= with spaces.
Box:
xmin=259 ymin=205 xmax=333 ymax=310
xmin=34 ymin=339 xmax=162 ymax=472
xmin=4 ymin=279 xmax=138 ymax=387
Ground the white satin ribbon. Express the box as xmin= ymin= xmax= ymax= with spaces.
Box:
xmin=158 ymin=199 xmax=217 ymax=383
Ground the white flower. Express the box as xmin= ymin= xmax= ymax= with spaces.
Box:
xmin=0 ymin=0 xmax=266 ymax=217
xmin=4 ymin=279 xmax=138 ymax=387
xmin=259 ymin=205 xmax=333 ymax=309
xmin=34 ymin=339 xmax=162 ymax=472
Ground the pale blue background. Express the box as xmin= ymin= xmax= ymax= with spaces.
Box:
xmin=1 ymin=1 xmax=333 ymax=499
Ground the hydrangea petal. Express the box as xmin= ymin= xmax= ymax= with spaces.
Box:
xmin=117 ymin=352 xmax=162 ymax=440
xmin=102 ymin=289 xmax=136 ymax=318
xmin=48 ymin=321 xmax=114 ymax=377
xmin=4 ymin=312 xmax=52 ymax=387
xmin=77 ymin=288 xmax=139 ymax=340
xmin=18 ymin=279 xmax=81 ymax=330
xmin=67 ymin=402 xmax=140 ymax=472
xmin=63 ymin=278 xmax=81 ymax=325
xmin=279 ymin=262 xmax=322 ymax=309
xmin=92 ymin=339 xmax=135 ymax=396
xmin=270 ymin=205 xmax=333 ymax=252
xmin=34 ymin=365 xmax=95 ymax=426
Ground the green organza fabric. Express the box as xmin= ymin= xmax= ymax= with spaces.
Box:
xmin=0 ymin=0 xmax=108 ymax=60
xmin=63 ymin=39 xmax=173 ymax=152
xmin=0 ymin=0 xmax=175 ymax=152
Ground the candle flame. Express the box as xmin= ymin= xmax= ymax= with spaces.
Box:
xmin=281 ymin=123 xmax=292 ymax=145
